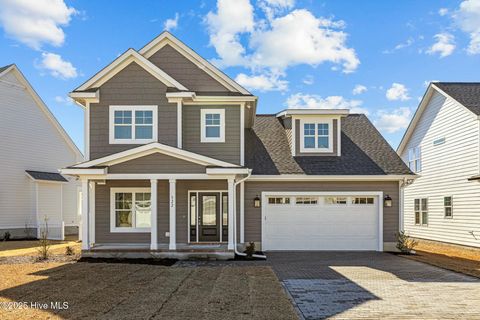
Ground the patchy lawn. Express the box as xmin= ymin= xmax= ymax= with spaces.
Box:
xmin=0 ymin=240 xmax=80 ymax=258
xmin=0 ymin=260 xmax=298 ymax=320
xmin=403 ymin=239 xmax=480 ymax=278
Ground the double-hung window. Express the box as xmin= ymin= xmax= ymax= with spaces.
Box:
xmin=414 ymin=198 xmax=428 ymax=225
xmin=111 ymin=188 xmax=151 ymax=232
xmin=444 ymin=196 xmax=453 ymax=218
xmin=109 ymin=106 xmax=157 ymax=144
xmin=300 ymin=119 xmax=332 ymax=152
xmin=201 ymin=109 xmax=225 ymax=143
xmin=408 ymin=146 xmax=422 ymax=172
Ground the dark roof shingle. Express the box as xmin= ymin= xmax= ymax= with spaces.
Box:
xmin=245 ymin=114 xmax=412 ymax=175
xmin=434 ymin=82 xmax=480 ymax=115
xmin=26 ymin=170 xmax=68 ymax=182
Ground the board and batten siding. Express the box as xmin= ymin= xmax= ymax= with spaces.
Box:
xmin=89 ymin=62 xmax=177 ymax=160
xmin=401 ymin=91 xmax=480 ymax=248
xmin=0 ymin=71 xmax=81 ymax=233
xmin=182 ymin=105 xmax=241 ymax=165
xmin=244 ymin=181 xmax=400 ymax=247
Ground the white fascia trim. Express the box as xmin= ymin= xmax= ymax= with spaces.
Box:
xmin=76 ymin=49 xmax=188 ymax=92
xmin=60 ymin=168 xmax=107 ymax=175
xmin=166 ymin=92 xmax=196 ymax=99
xmin=5 ymin=66 xmax=83 ymax=160
xmin=0 ymin=64 xmax=15 ymax=78
xmin=206 ymin=168 xmax=250 ymax=175
xmin=73 ymin=142 xmax=239 ymax=168
xmin=106 ymin=174 xmax=235 ymax=180
xmin=276 ymin=109 xmax=350 ymax=118
xmin=139 ymin=32 xmax=251 ymax=95
xmin=166 ymin=95 xmax=257 ymax=104
xmin=249 ymin=174 xmax=417 ymax=181
xmin=69 ymin=90 xmax=99 ymax=103
xmin=201 ymin=109 xmax=225 ymax=143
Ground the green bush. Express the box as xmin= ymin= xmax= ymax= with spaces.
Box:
xmin=396 ymin=231 xmax=418 ymax=254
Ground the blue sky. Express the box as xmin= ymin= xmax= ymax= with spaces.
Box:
xmin=1 ymin=0 xmax=479 ymax=153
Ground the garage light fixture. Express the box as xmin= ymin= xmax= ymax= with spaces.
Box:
xmin=254 ymin=195 xmax=261 ymax=208
xmin=384 ymin=195 xmax=392 ymax=207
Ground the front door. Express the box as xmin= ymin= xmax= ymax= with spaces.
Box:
xmin=198 ymin=193 xmax=221 ymax=242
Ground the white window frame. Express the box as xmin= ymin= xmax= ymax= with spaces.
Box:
xmin=444 ymin=196 xmax=453 ymax=218
xmin=110 ymin=187 xmax=152 ymax=233
xmin=408 ymin=146 xmax=422 ymax=173
xmin=109 ymin=105 xmax=158 ymax=144
xmin=299 ymin=118 xmax=333 ymax=153
xmin=201 ymin=109 xmax=225 ymax=143
xmin=414 ymin=198 xmax=428 ymax=226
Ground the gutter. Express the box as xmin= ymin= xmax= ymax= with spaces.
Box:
xmin=233 ymin=170 xmax=266 ymax=259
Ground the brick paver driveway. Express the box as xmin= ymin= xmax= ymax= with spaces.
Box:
xmin=268 ymin=252 xmax=480 ymax=320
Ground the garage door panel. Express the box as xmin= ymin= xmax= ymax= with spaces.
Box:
xmin=263 ymin=194 xmax=380 ymax=251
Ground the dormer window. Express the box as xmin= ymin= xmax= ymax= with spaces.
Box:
xmin=109 ymin=105 xmax=157 ymax=144
xmin=300 ymin=119 xmax=333 ymax=153
xmin=201 ymin=109 xmax=225 ymax=143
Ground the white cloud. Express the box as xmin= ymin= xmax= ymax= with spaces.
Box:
xmin=259 ymin=0 xmax=295 ymax=20
xmin=426 ymin=33 xmax=455 ymax=57
xmin=439 ymin=8 xmax=449 ymax=16
xmin=205 ymin=1 xmax=359 ymax=74
xmin=386 ymin=83 xmax=410 ymax=101
xmin=0 ymin=0 xmax=76 ymax=49
xmin=302 ymin=75 xmax=314 ymax=85
xmin=382 ymin=38 xmax=414 ymax=54
xmin=235 ymin=72 xmax=288 ymax=91
xmin=454 ymin=0 xmax=480 ymax=54
xmin=262 ymin=0 xmax=295 ymax=9
xmin=164 ymin=13 xmax=179 ymax=31
xmin=38 ymin=52 xmax=77 ymax=79
xmin=285 ymin=93 xmax=368 ymax=114
xmin=374 ymin=107 xmax=412 ymax=134
xmin=54 ymin=95 xmax=73 ymax=105
xmin=352 ymin=84 xmax=367 ymax=95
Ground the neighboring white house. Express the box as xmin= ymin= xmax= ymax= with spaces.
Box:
xmin=398 ymin=82 xmax=480 ymax=248
xmin=0 ymin=64 xmax=84 ymax=240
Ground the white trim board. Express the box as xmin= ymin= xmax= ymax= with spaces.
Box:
xmin=248 ymin=175 xmax=416 ymax=181
xmin=139 ymin=31 xmax=250 ymax=95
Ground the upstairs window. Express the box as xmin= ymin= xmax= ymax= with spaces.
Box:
xmin=408 ymin=146 xmax=422 ymax=172
xmin=109 ymin=106 xmax=157 ymax=144
xmin=300 ymin=120 xmax=332 ymax=153
xmin=201 ymin=109 xmax=225 ymax=143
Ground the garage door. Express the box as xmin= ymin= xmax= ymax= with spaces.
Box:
xmin=263 ymin=193 xmax=381 ymax=251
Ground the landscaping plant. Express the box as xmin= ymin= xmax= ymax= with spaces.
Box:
xmin=3 ymin=231 xmax=11 ymax=241
xmin=396 ymin=231 xmax=418 ymax=254
xmin=245 ymin=242 xmax=255 ymax=258
xmin=37 ymin=217 xmax=50 ymax=260
xmin=65 ymin=246 xmax=74 ymax=256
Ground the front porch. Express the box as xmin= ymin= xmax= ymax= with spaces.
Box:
xmin=79 ymin=175 xmax=245 ymax=259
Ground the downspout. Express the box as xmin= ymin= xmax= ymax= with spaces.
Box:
xmin=233 ymin=170 xmax=266 ymax=259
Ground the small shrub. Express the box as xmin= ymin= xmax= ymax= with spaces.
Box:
xmin=36 ymin=218 xmax=50 ymax=261
xmin=396 ymin=231 xmax=418 ymax=254
xmin=65 ymin=246 xmax=74 ymax=256
xmin=245 ymin=242 xmax=255 ymax=258
xmin=3 ymin=231 xmax=11 ymax=241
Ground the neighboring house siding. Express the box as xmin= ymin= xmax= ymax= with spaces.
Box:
xmin=182 ymin=105 xmax=241 ymax=165
xmin=0 ymin=71 xmax=81 ymax=233
xmin=401 ymin=91 xmax=480 ymax=248
xmin=89 ymin=62 xmax=177 ymax=160
xmin=148 ymin=44 xmax=230 ymax=92
xmin=108 ymin=153 xmax=206 ymax=174
xmin=244 ymin=181 xmax=400 ymax=245
xmin=295 ymin=119 xmax=338 ymax=156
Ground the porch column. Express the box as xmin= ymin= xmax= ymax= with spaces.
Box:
xmin=150 ymin=179 xmax=158 ymax=250
xmin=81 ymin=178 xmax=89 ymax=250
xmin=227 ymin=178 xmax=235 ymax=250
xmin=169 ymin=179 xmax=176 ymax=250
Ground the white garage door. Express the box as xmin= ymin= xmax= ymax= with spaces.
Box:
xmin=263 ymin=193 xmax=381 ymax=251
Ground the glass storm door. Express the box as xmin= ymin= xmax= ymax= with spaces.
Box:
xmin=198 ymin=193 xmax=220 ymax=242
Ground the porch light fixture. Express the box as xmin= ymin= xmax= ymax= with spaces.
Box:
xmin=384 ymin=195 xmax=393 ymax=207
xmin=254 ymin=195 xmax=261 ymax=208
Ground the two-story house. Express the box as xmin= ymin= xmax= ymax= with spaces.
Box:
xmin=62 ymin=32 xmax=414 ymax=259
xmin=398 ymin=83 xmax=480 ymax=249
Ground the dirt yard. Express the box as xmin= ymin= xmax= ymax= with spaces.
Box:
xmin=403 ymin=239 xmax=480 ymax=278
xmin=0 ymin=260 xmax=298 ymax=320
xmin=0 ymin=240 xmax=80 ymax=258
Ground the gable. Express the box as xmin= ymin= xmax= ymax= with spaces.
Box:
xmin=108 ymin=152 xmax=206 ymax=174
xmin=149 ymin=44 xmax=229 ymax=92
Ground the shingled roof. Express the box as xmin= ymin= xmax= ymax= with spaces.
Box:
xmin=434 ymin=83 xmax=480 ymax=115
xmin=26 ymin=170 xmax=68 ymax=182
xmin=245 ymin=114 xmax=412 ymax=175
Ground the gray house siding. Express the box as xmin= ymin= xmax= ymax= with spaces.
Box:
xmin=182 ymin=105 xmax=241 ymax=165
xmin=148 ymin=44 xmax=230 ymax=92
xmin=295 ymin=119 xmax=338 ymax=156
xmin=89 ymin=62 xmax=177 ymax=160
xmin=108 ymin=153 xmax=206 ymax=174
xmin=244 ymin=181 xmax=400 ymax=244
